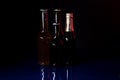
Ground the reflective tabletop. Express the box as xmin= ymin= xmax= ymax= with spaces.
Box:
xmin=1 ymin=59 xmax=120 ymax=80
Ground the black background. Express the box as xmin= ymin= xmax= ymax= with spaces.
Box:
xmin=1 ymin=0 xmax=120 ymax=68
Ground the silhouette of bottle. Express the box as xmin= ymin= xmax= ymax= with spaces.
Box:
xmin=49 ymin=9 xmax=64 ymax=67
xmin=63 ymin=13 xmax=76 ymax=66
xmin=38 ymin=9 xmax=52 ymax=66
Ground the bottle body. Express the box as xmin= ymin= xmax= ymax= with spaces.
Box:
xmin=63 ymin=32 xmax=76 ymax=66
xmin=38 ymin=34 xmax=51 ymax=65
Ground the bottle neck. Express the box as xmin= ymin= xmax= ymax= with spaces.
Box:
xmin=52 ymin=10 xmax=63 ymax=39
xmin=65 ymin=13 xmax=74 ymax=32
xmin=40 ymin=10 xmax=49 ymax=34
xmin=65 ymin=13 xmax=75 ymax=39
xmin=52 ymin=23 xmax=60 ymax=39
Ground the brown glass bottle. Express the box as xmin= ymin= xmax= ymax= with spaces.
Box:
xmin=38 ymin=9 xmax=52 ymax=66
xmin=63 ymin=13 xmax=76 ymax=66
xmin=49 ymin=9 xmax=64 ymax=66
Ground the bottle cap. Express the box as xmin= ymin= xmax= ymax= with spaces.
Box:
xmin=54 ymin=9 xmax=61 ymax=11
xmin=66 ymin=13 xmax=73 ymax=18
xmin=40 ymin=9 xmax=48 ymax=12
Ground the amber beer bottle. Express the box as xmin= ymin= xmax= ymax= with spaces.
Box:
xmin=38 ymin=9 xmax=52 ymax=66
xmin=63 ymin=13 xmax=76 ymax=66
xmin=49 ymin=9 xmax=64 ymax=66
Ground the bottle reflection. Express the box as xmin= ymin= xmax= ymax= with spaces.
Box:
xmin=66 ymin=68 xmax=68 ymax=80
xmin=40 ymin=66 xmax=47 ymax=80
xmin=40 ymin=66 xmax=50 ymax=80
xmin=51 ymin=66 xmax=56 ymax=80
xmin=66 ymin=66 xmax=72 ymax=80
xmin=57 ymin=66 xmax=72 ymax=80
xmin=40 ymin=66 xmax=72 ymax=80
xmin=41 ymin=67 xmax=44 ymax=80
xmin=40 ymin=66 xmax=57 ymax=80
xmin=52 ymin=69 xmax=56 ymax=80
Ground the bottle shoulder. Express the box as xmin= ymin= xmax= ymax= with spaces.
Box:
xmin=50 ymin=37 xmax=64 ymax=46
xmin=38 ymin=33 xmax=52 ymax=44
xmin=38 ymin=32 xmax=52 ymax=38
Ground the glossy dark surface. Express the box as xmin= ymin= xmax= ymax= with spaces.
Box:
xmin=1 ymin=59 xmax=120 ymax=80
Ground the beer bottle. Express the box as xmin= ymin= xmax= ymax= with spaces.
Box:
xmin=49 ymin=9 xmax=64 ymax=66
xmin=63 ymin=13 xmax=76 ymax=66
xmin=38 ymin=9 xmax=52 ymax=66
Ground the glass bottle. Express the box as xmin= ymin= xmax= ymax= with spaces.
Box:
xmin=38 ymin=9 xmax=52 ymax=66
xmin=59 ymin=13 xmax=76 ymax=80
xmin=63 ymin=13 xmax=76 ymax=66
xmin=49 ymin=9 xmax=64 ymax=67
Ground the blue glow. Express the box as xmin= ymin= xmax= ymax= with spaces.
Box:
xmin=1 ymin=60 xmax=120 ymax=80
